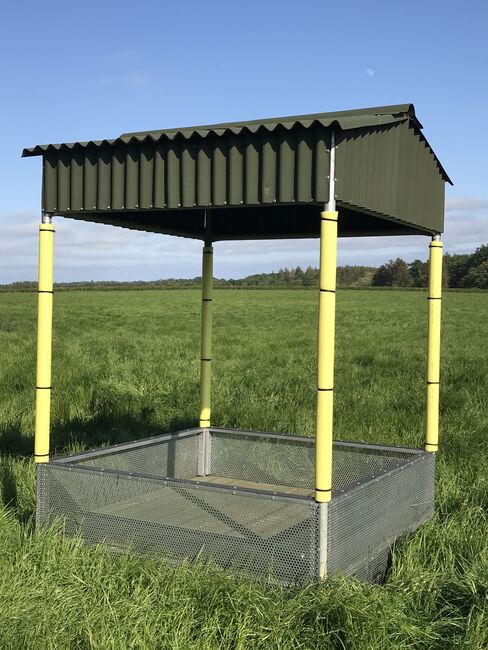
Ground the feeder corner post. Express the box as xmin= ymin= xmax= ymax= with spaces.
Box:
xmin=315 ymin=209 xmax=338 ymax=504
xmin=315 ymin=204 xmax=338 ymax=579
xmin=425 ymin=234 xmax=443 ymax=452
xmin=35 ymin=214 xmax=54 ymax=463
xmin=199 ymin=226 xmax=214 ymax=429
xmin=315 ymin=128 xmax=338 ymax=517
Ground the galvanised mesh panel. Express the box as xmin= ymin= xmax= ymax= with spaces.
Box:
xmin=36 ymin=463 xmax=49 ymax=523
xmin=327 ymin=453 xmax=435 ymax=578
xmin=209 ymin=431 xmax=315 ymax=491
xmin=37 ymin=463 xmax=320 ymax=583
xmin=332 ymin=445 xmax=415 ymax=494
xmin=71 ymin=432 xmax=200 ymax=480
xmin=37 ymin=429 xmax=435 ymax=584
xmin=351 ymin=547 xmax=391 ymax=584
xmin=209 ymin=430 xmax=418 ymax=493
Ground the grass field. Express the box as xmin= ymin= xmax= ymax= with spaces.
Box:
xmin=0 ymin=288 xmax=487 ymax=649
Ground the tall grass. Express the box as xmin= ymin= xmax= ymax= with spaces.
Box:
xmin=0 ymin=289 xmax=487 ymax=649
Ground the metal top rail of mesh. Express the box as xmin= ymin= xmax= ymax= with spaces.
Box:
xmin=45 ymin=427 xmax=429 ymax=500
xmin=49 ymin=427 xmax=426 ymax=464
xmin=50 ymin=427 xmax=202 ymax=463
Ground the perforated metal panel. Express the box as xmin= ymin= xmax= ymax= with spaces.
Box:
xmin=36 ymin=427 xmax=435 ymax=584
xmin=351 ymin=547 xmax=392 ymax=584
xmin=209 ymin=430 xmax=315 ymax=491
xmin=72 ymin=430 xmax=200 ymax=479
xmin=327 ymin=453 xmax=435 ymax=578
xmin=209 ymin=429 xmax=418 ymax=494
xmin=37 ymin=462 xmax=319 ymax=583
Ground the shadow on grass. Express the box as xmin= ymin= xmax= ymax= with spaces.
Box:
xmin=1 ymin=409 xmax=198 ymax=522
xmin=53 ymin=410 xmax=197 ymax=456
xmin=1 ymin=460 xmax=17 ymax=510
xmin=0 ymin=420 xmax=32 ymax=457
xmin=0 ymin=410 xmax=197 ymax=459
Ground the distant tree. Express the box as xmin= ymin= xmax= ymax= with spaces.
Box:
xmin=464 ymin=260 xmax=488 ymax=289
xmin=336 ymin=265 xmax=377 ymax=287
xmin=444 ymin=253 xmax=471 ymax=288
xmin=459 ymin=245 xmax=488 ymax=288
xmin=408 ymin=259 xmax=428 ymax=287
xmin=468 ymin=244 xmax=488 ymax=270
xmin=372 ymin=258 xmax=412 ymax=287
xmin=302 ymin=266 xmax=317 ymax=287
xmin=281 ymin=268 xmax=292 ymax=285
xmin=372 ymin=262 xmax=389 ymax=286
xmin=294 ymin=266 xmax=305 ymax=285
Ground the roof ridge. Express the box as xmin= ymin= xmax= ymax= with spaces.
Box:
xmin=119 ymin=104 xmax=415 ymax=138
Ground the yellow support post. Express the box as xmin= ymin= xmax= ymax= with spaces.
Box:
xmin=35 ymin=218 xmax=55 ymax=463
xmin=425 ymin=235 xmax=443 ymax=452
xmin=199 ymin=241 xmax=213 ymax=428
xmin=315 ymin=210 xmax=338 ymax=503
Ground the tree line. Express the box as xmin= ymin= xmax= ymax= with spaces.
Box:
xmin=0 ymin=266 xmax=376 ymax=292
xmin=372 ymin=244 xmax=488 ymax=288
xmin=1 ymin=245 xmax=487 ymax=292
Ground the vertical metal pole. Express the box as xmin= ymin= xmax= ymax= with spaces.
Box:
xmin=35 ymin=215 xmax=54 ymax=463
xmin=318 ymin=503 xmax=328 ymax=578
xmin=315 ymin=130 xmax=338 ymax=505
xmin=425 ymin=234 xmax=443 ymax=452
xmin=199 ymin=231 xmax=213 ymax=428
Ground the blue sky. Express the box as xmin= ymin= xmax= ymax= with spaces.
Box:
xmin=1 ymin=0 xmax=487 ymax=282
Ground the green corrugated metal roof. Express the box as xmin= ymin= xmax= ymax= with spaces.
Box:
xmin=118 ymin=104 xmax=416 ymax=139
xmin=22 ymin=104 xmax=450 ymax=240
xmin=23 ymin=104 xmax=448 ymax=179
xmin=24 ymin=105 xmax=408 ymax=155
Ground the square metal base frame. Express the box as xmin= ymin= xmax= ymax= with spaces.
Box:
xmin=36 ymin=427 xmax=435 ymax=583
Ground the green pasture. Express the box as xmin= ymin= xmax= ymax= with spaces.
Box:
xmin=0 ymin=289 xmax=487 ymax=649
